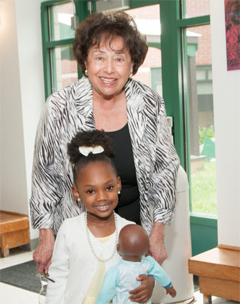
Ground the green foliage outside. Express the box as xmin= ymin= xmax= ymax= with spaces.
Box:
xmin=191 ymin=161 xmax=217 ymax=215
xmin=199 ymin=125 xmax=215 ymax=145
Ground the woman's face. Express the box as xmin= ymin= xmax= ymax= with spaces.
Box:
xmin=85 ymin=36 xmax=133 ymax=100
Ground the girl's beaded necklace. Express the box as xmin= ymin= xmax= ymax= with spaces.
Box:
xmin=84 ymin=211 xmax=118 ymax=262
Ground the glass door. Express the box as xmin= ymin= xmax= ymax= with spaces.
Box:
xmin=125 ymin=4 xmax=162 ymax=96
xmin=181 ymin=0 xmax=218 ymax=255
xmin=186 ymin=24 xmax=217 ymax=217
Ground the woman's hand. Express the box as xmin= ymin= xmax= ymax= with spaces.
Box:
xmin=129 ymin=275 xmax=154 ymax=302
xmin=33 ymin=228 xmax=55 ymax=274
xmin=148 ymin=222 xmax=167 ymax=265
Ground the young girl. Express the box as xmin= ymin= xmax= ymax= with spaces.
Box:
xmin=45 ymin=130 xmax=153 ymax=304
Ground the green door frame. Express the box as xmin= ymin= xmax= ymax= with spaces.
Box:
xmin=41 ymin=0 xmax=217 ymax=255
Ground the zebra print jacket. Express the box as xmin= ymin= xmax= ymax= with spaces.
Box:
xmin=30 ymin=76 xmax=180 ymax=234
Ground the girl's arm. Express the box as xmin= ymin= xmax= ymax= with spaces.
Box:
xmin=129 ymin=274 xmax=155 ymax=302
xmin=45 ymin=221 xmax=69 ymax=304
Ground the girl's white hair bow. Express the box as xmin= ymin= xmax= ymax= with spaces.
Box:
xmin=79 ymin=145 xmax=104 ymax=157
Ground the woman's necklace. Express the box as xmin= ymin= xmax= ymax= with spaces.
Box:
xmin=84 ymin=211 xmax=118 ymax=262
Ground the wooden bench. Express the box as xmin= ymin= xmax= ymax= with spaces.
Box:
xmin=0 ymin=210 xmax=30 ymax=257
xmin=188 ymin=244 xmax=240 ymax=304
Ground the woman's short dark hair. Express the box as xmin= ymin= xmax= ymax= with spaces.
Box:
xmin=73 ymin=11 xmax=148 ymax=76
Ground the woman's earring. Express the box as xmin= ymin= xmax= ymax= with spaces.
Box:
xmin=77 ymin=198 xmax=81 ymax=202
xmin=118 ymin=191 xmax=121 ymax=195
xmin=85 ymin=70 xmax=88 ymax=76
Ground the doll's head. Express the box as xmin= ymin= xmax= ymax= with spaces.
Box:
xmin=117 ymin=224 xmax=149 ymax=259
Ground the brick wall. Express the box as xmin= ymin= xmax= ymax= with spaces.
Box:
xmin=189 ymin=25 xmax=212 ymax=66
xmin=186 ymin=0 xmax=210 ymax=18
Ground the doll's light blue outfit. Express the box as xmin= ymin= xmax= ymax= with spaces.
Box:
xmin=96 ymin=256 xmax=172 ymax=304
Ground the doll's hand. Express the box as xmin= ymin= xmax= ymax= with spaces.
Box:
xmin=166 ymin=285 xmax=177 ymax=298
xmin=128 ymin=275 xmax=154 ymax=302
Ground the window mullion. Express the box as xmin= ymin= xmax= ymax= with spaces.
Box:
xmin=177 ymin=15 xmax=210 ymax=28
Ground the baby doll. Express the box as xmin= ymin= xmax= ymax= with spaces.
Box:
xmin=96 ymin=224 xmax=176 ymax=304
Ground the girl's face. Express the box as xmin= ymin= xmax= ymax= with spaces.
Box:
xmin=72 ymin=161 xmax=121 ymax=220
xmin=85 ymin=36 xmax=133 ymax=100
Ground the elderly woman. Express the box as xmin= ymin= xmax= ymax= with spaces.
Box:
xmin=30 ymin=11 xmax=179 ymax=277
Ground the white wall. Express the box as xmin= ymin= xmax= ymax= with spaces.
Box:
xmin=210 ymin=0 xmax=240 ymax=247
xmin=0 ymin=0 xmax=44 ymax=241
xmin=0 ymin=1 xmax=28 ymax=214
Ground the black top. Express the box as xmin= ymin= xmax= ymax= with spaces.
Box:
xmin=106 ymin=124 xmax=140 ymax=224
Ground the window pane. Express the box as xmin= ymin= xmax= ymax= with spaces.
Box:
xmin=50 ymin=46 xmax=78 ymax=92
xmin=185 ymin=25 xmax=217 ymax=216
xmin=151 ymin=67 xmax=162 ymax=97
xmin=126 ymin=5 xmax=162 ymax=96
xmin=49 ymin=3 xmax=75 ymax=41
xmin=185 ymin=0 xmax=210 ymax=18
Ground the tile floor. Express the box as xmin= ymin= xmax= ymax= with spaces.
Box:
xmin=0 ymin=248 xmax=39 ymax=304
xmin=0 ymin=248 xmax=238 ymax=304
